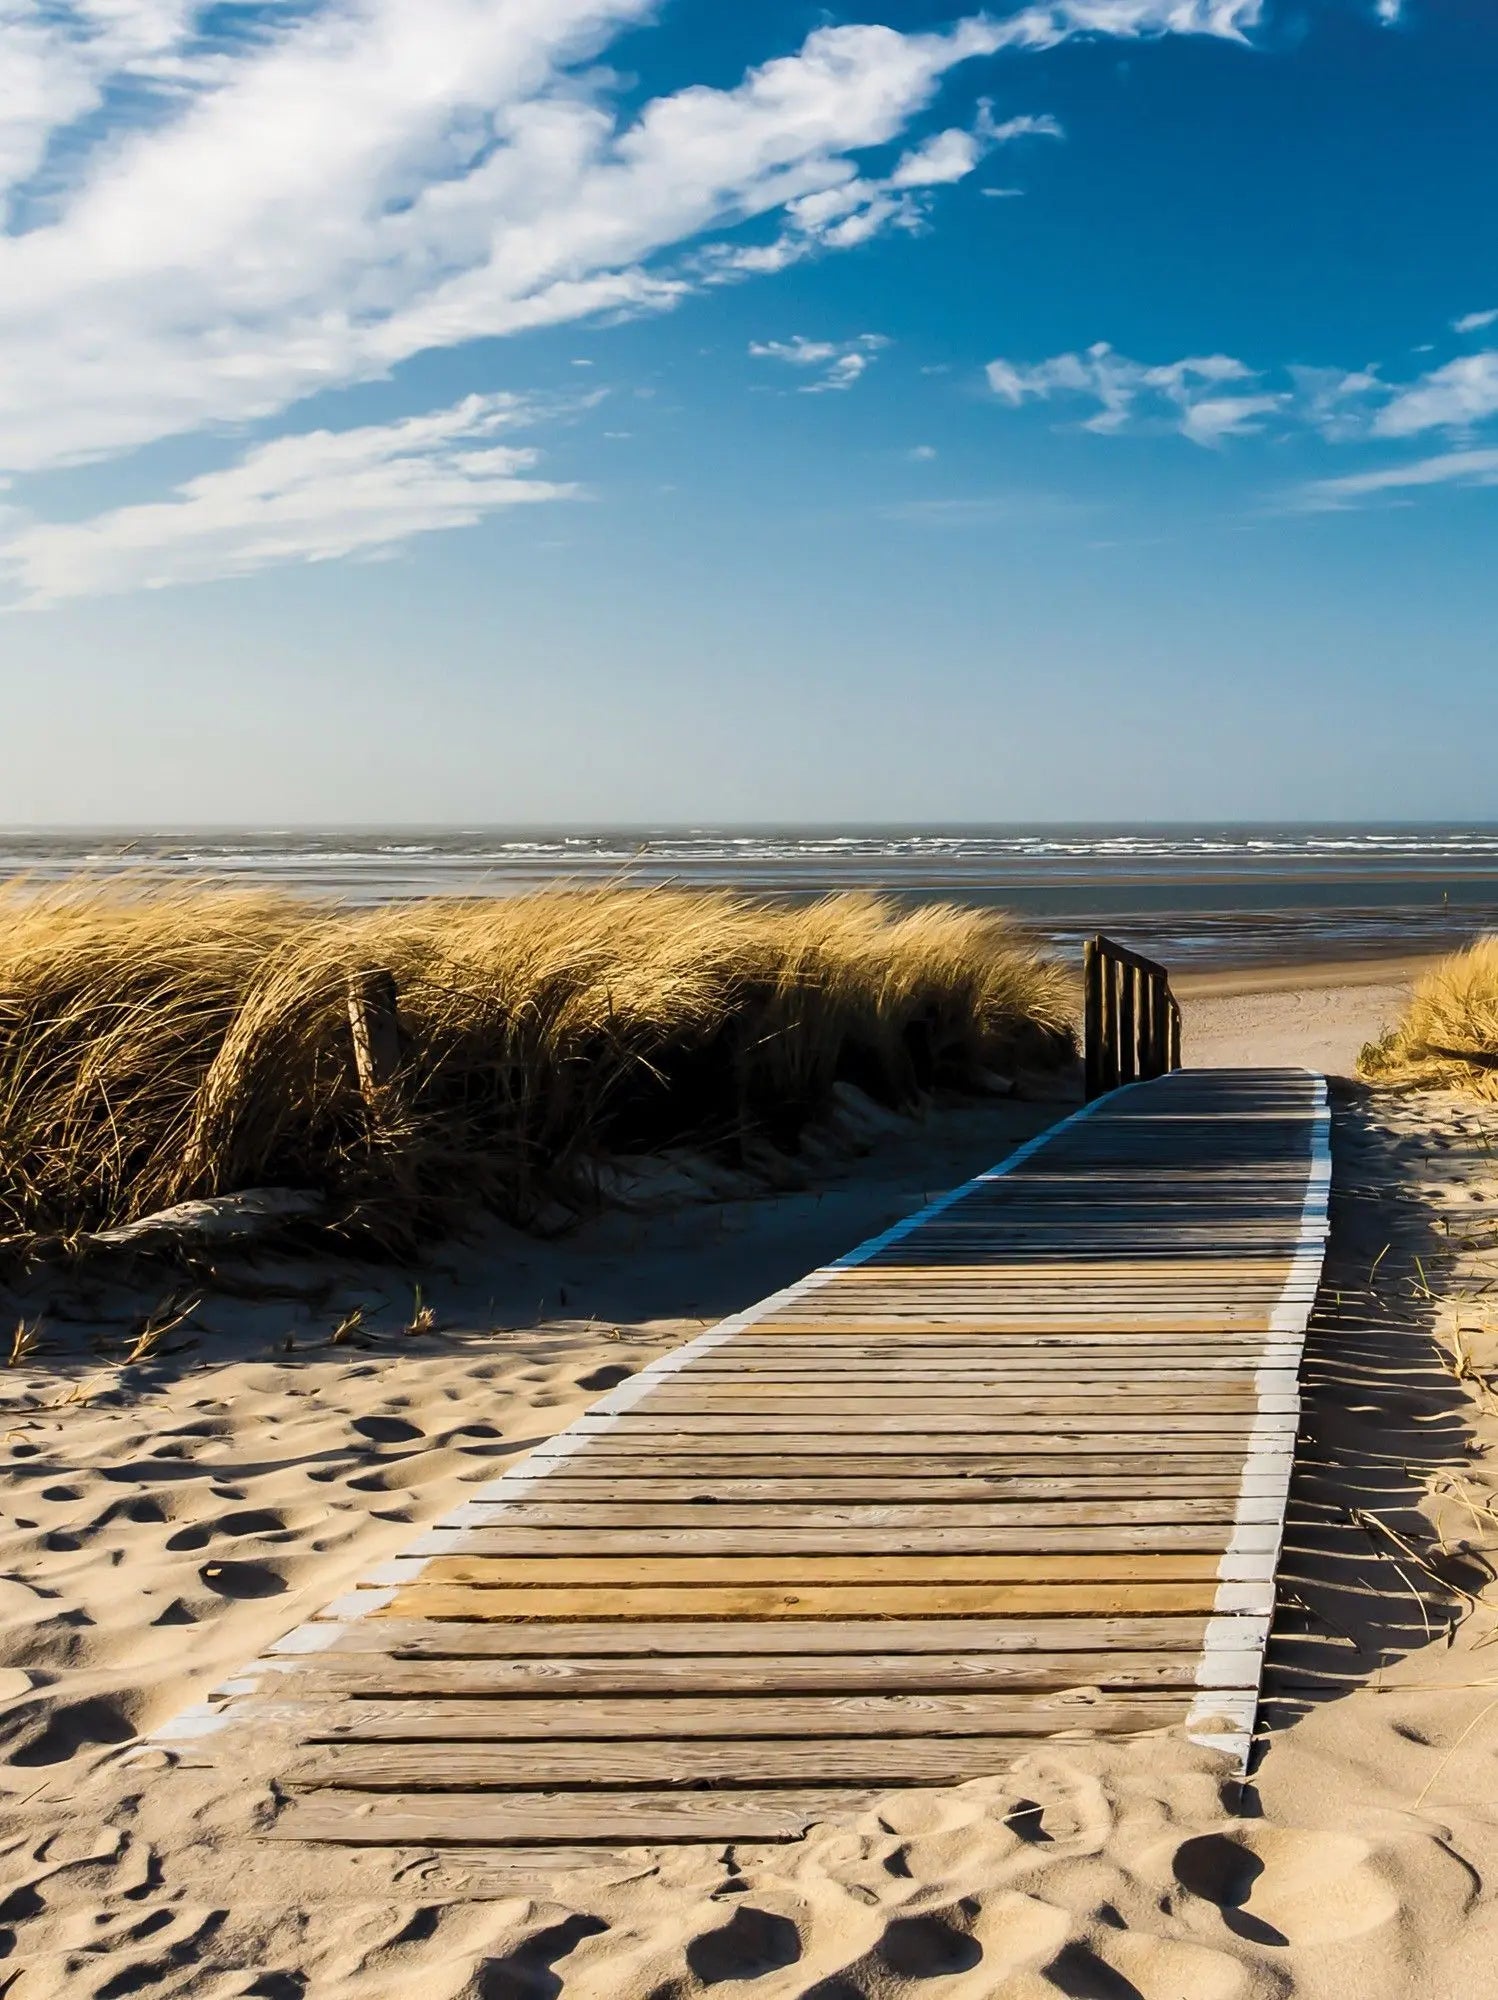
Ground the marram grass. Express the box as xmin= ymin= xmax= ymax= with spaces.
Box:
xmin=1360 ymin=937 xmax=1498 ymax=1098
xmin=0 ymin=880 xmax=1074 ymax=1247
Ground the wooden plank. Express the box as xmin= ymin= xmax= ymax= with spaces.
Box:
xmin=413 ymin=1524 xmax=1246 ymax=1556
xmin=513 ymin=1477 xmax=1260 ymax=1501
xmin=291 ymin=1730 xmax=1161 ymax=1790
xmin=452 ymin=1498 xmax=1264 ymax=1526
xmin=381 ymin=1580 xmax=1232 ymax=1620
xmin=270 ymin=1789 xmax=885 ymax=1846
xmin=297 ymin=1690 xmax=1199 ymax=1741
xmin=543 ymin=1444 xmax=1287 ymax=1468
xmin=401 ymin=1553 xmax=1237 ymax=1587
xmin=584 ymin=1408 xmax=1275 ymax=1431
xmin=527 ymin=1453 xmax=1273 ymax=1477
xmin=286 ymin=1613 xmax=1239 ymax=1657
xmin=271 ymin=1649 xmax=1249 ymax=1697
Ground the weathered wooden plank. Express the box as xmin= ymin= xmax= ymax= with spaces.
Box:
xmin=270 ymin=1789 xmax=884 ymax=1845
xmin=270 ymin=1648 xmax=1252 ymax=1697
xmin=282 ymin=1613 xmax=1250 ymax=1658
xmin=527 ymin=1452 xmax=1273 ymax=1477
xmin=582 ymin=1409 xmax=1280 ymax=1433
xmin=381 ymin=1580 xmax=1235 ymax=1620
xmin=513 ymin=1476 xmax=1261 ymax=1501
xmin=409 ymin=1553 xmax=1236 ymax=1586
xmin=291 ymin=1729 xmax=1162 ymax=1790
xmin=411 ymin=1524 xmax=1250 ymax=1557
xmin=453 ymin=1499 xmax=1268 ymax=1527
xmin=297 ymin=1690 xmax=1201 ymax=1742
xmin=544 ymin=1448 xmax=1288 ymax=1464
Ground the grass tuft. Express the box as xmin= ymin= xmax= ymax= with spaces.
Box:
xmin=0 ymin=878 xmax=1073 ymax=1249
xmin=1360 ymin=939 xmax=1498 ymax=1098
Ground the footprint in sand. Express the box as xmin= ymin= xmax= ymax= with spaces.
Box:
xmin=350 ymin=1414 xmax=425 ymax=1444
xmin=1080 ymin=1930 xmax=1256 ymax=2000
xmin=576 ymin=1363 xmax=635 ymax=1391
xmin=1171 ymin=1825 xmax=1399 ymax=1948
xmin=197 ymin=1559 xmax=286 ymax=1600
xmin=874 ymin=1908 xmax=984 ymax=1978
xmin=685 ymin=1903 xmax=803 ymax=1982
xmin=4 ymin=1693 xmax=135 ymax=1765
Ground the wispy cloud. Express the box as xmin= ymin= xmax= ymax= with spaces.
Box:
xmin=0 ymin=0 xmax=1264 ymax=478
xmin=984 ymin=324 xmax=1498 ymax=512
xmin=986 ymin=342 xmax=1281 ymax=445
xmin=0 ymin=394 xmax=576 ymax=607
xmin=1295 ymin=447 xmax=1498 ymax=510
xmin=750 ymin=334 xmax=889 ymax=392
xmin=1454 ymin=309 xmax=1498 ymax=335
xmin=1373 ymin=351 xmax=1498 ymax=436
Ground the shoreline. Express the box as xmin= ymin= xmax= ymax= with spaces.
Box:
xmin=1172 ymin=950 xmax=1445 ymax=999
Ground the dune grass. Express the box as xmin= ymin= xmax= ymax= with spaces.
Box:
xmin=1360 ymin=938 xmax=1498 ymax=1098
xmin=0 ymin=880 xmax=1074 ymax=1247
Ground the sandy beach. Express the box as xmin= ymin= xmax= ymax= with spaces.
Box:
xmin=6 ymin=953 xmax=1498 ymax=1997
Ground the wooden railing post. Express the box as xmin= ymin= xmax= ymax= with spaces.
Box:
xmin=1118 ymin=961 xmax=1136 ymax=1084
xmin=1083 ymin=935 xmax=1182 ymax=1100
xmin=1101 ymin=952 xmax=1115 ymax=1094
xmin=1149 ymin=978 xmax=1168 ymax=1078
xmin=1083 ymin=939 xmax=1104 ymax=1102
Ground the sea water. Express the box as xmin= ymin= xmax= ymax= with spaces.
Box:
xmin=2 ymin=823 xmax=1496 ymax=972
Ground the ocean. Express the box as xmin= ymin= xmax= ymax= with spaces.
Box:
xmin=4 ymin=824 xmax=1497 ymax=973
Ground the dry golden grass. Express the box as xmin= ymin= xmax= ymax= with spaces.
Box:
xmin=1360 ymin=938 xmax=1498 ymax=1098
xmin=0 ymin=879 xmax=1073 ymax=1246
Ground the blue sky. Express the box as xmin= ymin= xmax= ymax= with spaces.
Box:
xmin=3 ymin=0 xmax=1496 ymax=823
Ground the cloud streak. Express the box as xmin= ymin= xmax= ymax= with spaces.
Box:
xmin=0 ymin=393 xmax=577 ymax=606
xmin=1295 ymin=447 xmax=1498 ymax=509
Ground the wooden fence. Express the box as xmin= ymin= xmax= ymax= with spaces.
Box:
xmin=1083 ymin=934 xmax=1182 ymax=1101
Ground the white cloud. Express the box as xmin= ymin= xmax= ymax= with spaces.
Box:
xmin=1286 ymin=364 xmax=1386 ymax=440
xmin=908 ymin=444 xmax=938 ymax=460
xmin=1454 ymin=309 xmax=1498 ymax=335
xmin=750 ymin=333 xmax=889 ymax=392
xmin=986 ymin=341 xmax=1277 ymax=444
xmin=1374 ymin=351 xmax=1498 ymax=436
xmin=1375 ymin=0 xmax=1402 ymax=21
xmin=0 ymin=393 xmax=577 ymax=606
xmin=0 ymin=0 xmax=1265 ymax=477
xmin=1295 ymin=447 xmax=1498 ymax=510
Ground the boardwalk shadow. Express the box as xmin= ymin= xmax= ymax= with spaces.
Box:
xmin=1255 ymin=1079 xmax=1483 ymax=1755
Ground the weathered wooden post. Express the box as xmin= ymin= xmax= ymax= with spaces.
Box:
xmin=1149 ymin=974 xmax=1169 ymax=1080
xmin=1102 ymin=952 xmax=1121 ymax=1092
xmin=346 ymin=968 xmax=402 ymax=1114
xmin=1118 ymin=960 xmax=1136 ymax=1084
xmin=1083 ymin=937 xmax=1104 ymax=1100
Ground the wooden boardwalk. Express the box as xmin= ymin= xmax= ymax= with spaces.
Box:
xmin=160 ymin=1066 xmax=1330 ymax=1856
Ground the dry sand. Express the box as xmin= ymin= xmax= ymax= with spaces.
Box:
xmin=7 ymin=956 xmax=1498 ymax=1998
